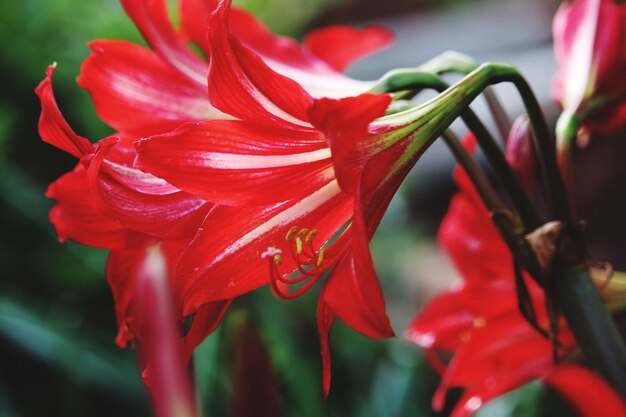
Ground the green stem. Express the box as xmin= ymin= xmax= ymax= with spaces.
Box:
xmin=555 ymin=265 xmax=626 ymax=398
xmin=482 ymin=88 xmax=511 ymax=142
xmin=484 ymin=65 xmax=572 ymax=224
xmin=441 ymin=130 xmax=503 ymax=211
xmin=373 ymin=64 xmax=626 ymax=397
xmin=555 ymin=112 xmax=580 ymax=219
xmin=418 ymin=51 xmax=511 ymax=140
xmin=371 ymin=69 xmax=543 ymax=232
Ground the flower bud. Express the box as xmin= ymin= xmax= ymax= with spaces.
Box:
xmin=552 ymin=0 xmax=626 ymax=133
xmin=505 ymin=114 xmax=537 ymax=193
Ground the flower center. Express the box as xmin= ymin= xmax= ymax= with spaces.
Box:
xmin=262 ymin=226 xmax=339 ymax=300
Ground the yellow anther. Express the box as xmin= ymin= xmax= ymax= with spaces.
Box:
xmin=295 ymin=236 xmax=303 ymax=254
xmin=473 ymin=317 xmax=486 ymax=328
xmin=296 ymin=228 xmax=309 ymax=239
xmin=316 ymin=248 xmax=325 ymax=267
xmin=305 ymin=229 xmax=318 ymax=245
xmin=285 ymin=226 xmax=298 ymax=241
xmin=273 ymin=254 xmax=282 ymax=265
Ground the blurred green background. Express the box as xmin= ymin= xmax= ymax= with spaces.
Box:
xmin=0 ymin=0 xmax=576 ymax=416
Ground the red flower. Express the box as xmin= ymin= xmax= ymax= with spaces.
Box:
xmin=405 ymin=151 xmax=626 ymax=416
xmin=552 ymin=0 xmax=626 ymax=133
xmin=133 ymin=0 xmax=492 ymax=396
xmin=38 ymin=0 xmax=395 ymax=398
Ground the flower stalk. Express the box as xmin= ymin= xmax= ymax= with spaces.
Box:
xmin=374 ymin=63 xmax=626 ymax=397
xmin=371 ymin=67 xmax=543 ymax=233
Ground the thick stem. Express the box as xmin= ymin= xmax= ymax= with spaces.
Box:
xmin=555 ymin=265 xmax=626 ymax=398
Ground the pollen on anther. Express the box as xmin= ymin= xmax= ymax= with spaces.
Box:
xmin=305 ymin=229 xmax=318 ymax=245
xmin=473 ymin=317 xmax=486 ymax=328
xmin=285 ymin=226 xmax=298 ymax=241
xmin=295 ymin=236 xmax=303 ymax=254
xmin=316 ymin=248 xmax=325 ymax=267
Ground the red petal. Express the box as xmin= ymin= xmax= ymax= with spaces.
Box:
xmin=181 ymin=299 xmax=231 ymax=361
xmin=309 ymin=93 xmax=391 ymax=194
xmin=35 ymin=65 xmax=94 ymax=158
xmin=206 ymin=0 xmax=313 ymax=126
xmin=543 ymin=365 xmax=626 ymax=417
xmin=178 ymin=0 xmax=215 ymax=58
xmin=322 ymin=190 xmax=393 ymax=339
xmin=317 ymin=297 xmax=335 ymax=400
xmin=46 ymin=164 xmax=151 ymax=250
xmin=78 ymin=40 xmax=219 ymax=135
xmin=120 ymin=0 xmax=208 ymax=86
xmin=106 ymin=240 xmax=189 ymax=347
xmin=227 ymin=7 xmax=371 ymax=98
xmin=448 ymin=376 xmax=537 ymax=417
xmin=405 ymin=287 xmax=516 ymax=353
xmin=227 ymin=7 xmax=327 ymax=73
xmin=181 ymin=1 xmax=367 ymax=98
xmin=88 ymin=137 xmax=211 ymax=238
xmin=136 ymin=120 xmax=332 ymax=205
xmin=174 ymin=181 xmax=352 ymax=314
xmin=552 ymin=0 xmax=626 ymax=119
xmin=438 ymin=179 xmax=514 ymax=284
xmin=448 ymin=324 xmax=553 ymax=387
xmin=304 ymin=25 xmax=394 ymax=72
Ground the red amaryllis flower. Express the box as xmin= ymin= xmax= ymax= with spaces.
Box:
xmin=405 ymin=153 xmax=626 ymax=417
xmin=39 ymin=0 xmax=393 ymax=389
xmin=36 ymin=65 xmax=229 ymax=374
xmin=552 ymin=0 xmax=626 ymax=133
xmin=134 ymin=0 xmax=493 ymax=396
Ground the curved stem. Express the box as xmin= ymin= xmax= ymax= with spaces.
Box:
xmin=441 ymin=130 xmax=503 ymax=211
xmin=371 ymin=69 xmax=543 ymax=232
xmin=555 ymin=112 xmax=580 ymax=219
xmin=484 ymin=64 xmax=572 ymax=224
xmin=418 ymin=51 xmax=511 ymax=140
xmin=373 ymin=64 xmax=626 ymax=397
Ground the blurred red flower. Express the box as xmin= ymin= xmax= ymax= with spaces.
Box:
xmin=552 ymin=0 xmax=626 ymax=133
xmin=406 ymin=152 xmax=626 ymax=416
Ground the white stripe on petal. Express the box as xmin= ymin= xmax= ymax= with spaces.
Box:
xmin=196 ymin=148 xmax=332 ymax=169
xmin=210 ymin=179 xmax=342 ymax=266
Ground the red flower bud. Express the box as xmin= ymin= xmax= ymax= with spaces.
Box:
xmin=505 ymin=114 xmax=537 ymax=193
xmin=552 ymin=0 xmax=626 ymax=133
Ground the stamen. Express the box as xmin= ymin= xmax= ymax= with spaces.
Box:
xmin=316 ymin=248 xmax=325 ymax=267
xmin=305 ymin=230 xmax=318 ymax=245
xmin=262 ymin=226 xmax=345 ymax=301
xmin=285 ymin=226 xmax=298 ymax=241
